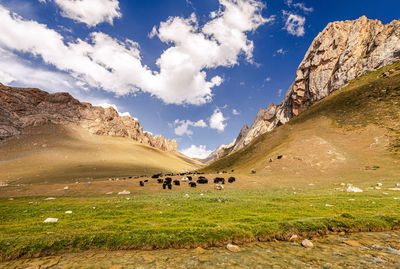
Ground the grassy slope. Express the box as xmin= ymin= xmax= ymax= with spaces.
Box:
xmin=202 ymin=62 xmax=400 ymax=175
xmin=0 ymin=124 xmax=201 ymax=184
xmin=1 ymin=63 xmax=400 ymax=260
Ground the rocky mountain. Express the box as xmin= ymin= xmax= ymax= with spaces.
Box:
xmin=208 ymin=16 xmax=400 ymax=161
xmin=0 ymin=84 xmax=178 ymax=152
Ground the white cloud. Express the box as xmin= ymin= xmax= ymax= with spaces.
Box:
xmin=232 ymin=109 xmax=240 ymax=115
xmin=181 ymin=145 xmax=213 ymax=159
xmin=0 ymin=1 xmax=271 ymax=106
xmin=0 ymin=47 xmax=79 ymax=92
xmin=265 ymin=76 xmax=271 ymax=82
xmin=96 ymin=103 xmax=132 ymax=118
xmin=276 ymin=48 xmax=287 ymax=55
xmin=283 ymin=11 xmax=305 ymax=37
xmin=278 ymin=88 xmax=283 ymax=97
xmin=173 ymin=119 xmax=207 ymax=136
xmin=52 ymin=0 xmax=122 ymax=27
xmin=209 ymin=108 xmax=227 ymax=132
xmin=293 ymin=3 xmax=313 ymax=13
xmin=240 ymin=81 xmax=245 ymax=86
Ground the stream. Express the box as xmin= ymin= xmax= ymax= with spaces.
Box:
xmin=2 ymin=230 xmax=400 ymax=268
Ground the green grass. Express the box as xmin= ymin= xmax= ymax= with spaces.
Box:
xmin=1 ymin=185 xmax=400 ymax=260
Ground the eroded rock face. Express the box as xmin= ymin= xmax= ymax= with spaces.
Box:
xmin=0 ymin=84 xmax=177 ymax=152
xmin=210 ymin=16 xmax=400 ymax=160
xmin=273 ymin=16 xmax=400 ymax=127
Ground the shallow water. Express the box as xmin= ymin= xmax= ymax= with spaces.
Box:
xmin=2 ymin=230 xmax=400 ymax=268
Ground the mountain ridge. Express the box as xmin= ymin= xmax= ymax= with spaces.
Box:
xmin=0 ymin=83 xmax=178 ymax=152
xmin=208 ymin=16 xmax=400 ymax=161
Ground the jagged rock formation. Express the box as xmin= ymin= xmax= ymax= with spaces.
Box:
xmin=209 ymin=16 xmax=400 ymax=161
xmin=271 ymin=16 xmax=400 ymax=128
xmin=0 ymin=84 xmax=177 ymax=152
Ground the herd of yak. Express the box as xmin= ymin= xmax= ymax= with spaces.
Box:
xmin=138 ymin=172 xmax=236 ymax=190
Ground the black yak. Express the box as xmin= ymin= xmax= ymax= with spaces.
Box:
xmin=173 ymin=180 xmax=180 ymax=186
xmin=139 ymin=181 xmax=144 ymax=187
xmin=228 ymin=177 xmax=235 ymax=183
xmin=189 ymin=182 xmax=197 ymax=188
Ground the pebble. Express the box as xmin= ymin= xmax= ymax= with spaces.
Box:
xmin=64 ymin=186 xmax=69 ymax=190
xmin=289 ymin=234 xmax=298 ymax=242
xmin=65 ymin=211 xmax=72 ymax=214
xmin=118 ymin=190 xmax=130 ymax=195
xmin=301 ymin=239 xmax=314 ymax=248
xmin=44 ymin=218 xmax=58 ymax=223
xmin=226 ymin=243 xmax=241 ymax=252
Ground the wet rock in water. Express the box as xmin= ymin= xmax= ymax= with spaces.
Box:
xmin=301 ymin=239 xmax=314 ymax=248
xmin=44 ymin=218 xmax=58 ymax=223
xmin=346 ymin=185 xmax=363 ymax=192
xmin=343 ymin=240 xmax=363 ymax=247
xmin=118 ymin=190 xmax=130 ymax=195
xmin=226 ymin=243 xmax=241 ymax=252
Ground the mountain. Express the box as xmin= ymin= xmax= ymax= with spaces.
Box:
xmin=208 ymin=16 xmax=400 ymax=161
xmin=202 ymin=62 xmax=400 ymax=176
xmin=0 ymin=84 xmax=201 ymax=184
xmin=0 ymin=84 xmax=177 ymax=152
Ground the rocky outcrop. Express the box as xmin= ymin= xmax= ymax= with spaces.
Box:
xmin=0 ymin=84 xmax=177 ymax=152
xmin=271 ymin=16 xmax=400 ymax=128
xmin=232 ymin=102 xmax=277 ymax=152
xmin=209 ymin=16 xmax=400 ymax=160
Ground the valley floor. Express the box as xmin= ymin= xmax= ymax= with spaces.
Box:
xmin=1 ymin=172 xmax=400 ymax=261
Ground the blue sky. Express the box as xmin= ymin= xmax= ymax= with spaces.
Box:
xmin=0 ymin=0 xmax=399 ymax=158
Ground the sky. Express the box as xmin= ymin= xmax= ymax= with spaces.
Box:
xmin=0 ymin=0 xmax=399 ymax=158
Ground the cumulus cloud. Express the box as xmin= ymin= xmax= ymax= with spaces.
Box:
xmin=265 ymin=76 xmax=271 ymax=82
xmin=181 ymin=145 xmax=213 ymax=159
xmin=0 ymin=47 xmax=80 ymax=92
xmin=0 ymin=0 xmax=272 ymax=106
xmin=209 ymin=108 xmax=227 ymax=132
xmin=52 ymin=0 xmax=122 ymax=27
xmin=173 ymin=119 xmax=207 ymax=136
xmin=232 ymin=109 xmax=240 ymax=115
xmin=283 ymin=11 xmax=305 ymax=37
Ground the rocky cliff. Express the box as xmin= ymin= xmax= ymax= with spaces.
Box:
xmin=0 ymin=84 xmax=178 ymax=152
xmin=209 ymin=16 xmax=400 ymax=160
